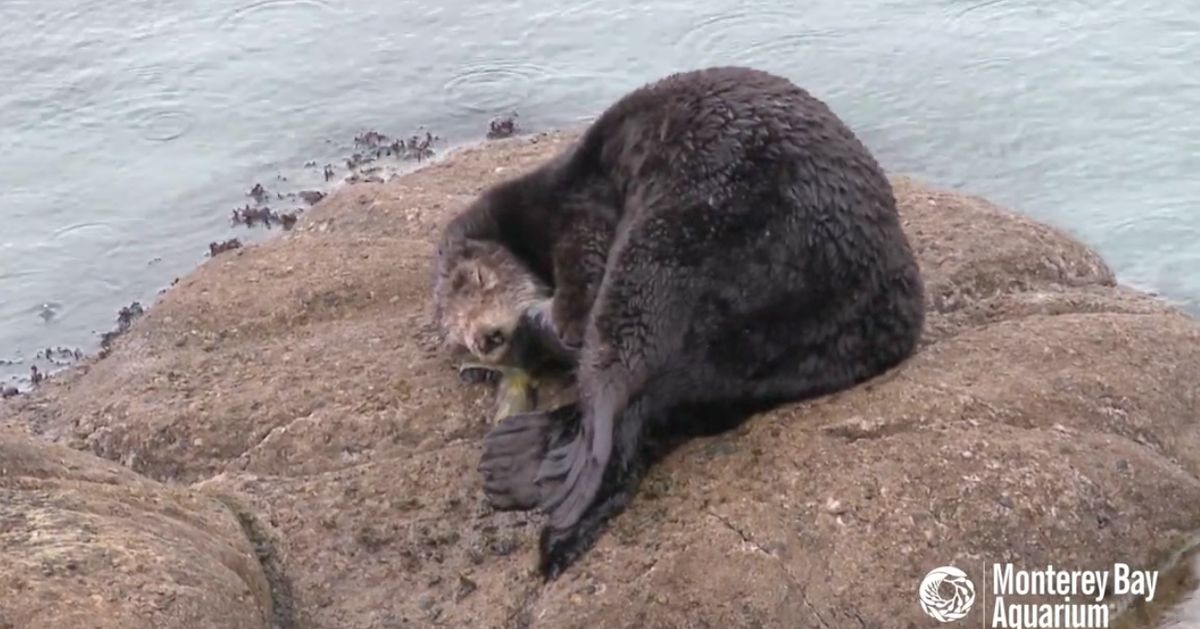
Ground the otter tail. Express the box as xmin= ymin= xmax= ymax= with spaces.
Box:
xmin=537 ymin=426 xmax=648 ymax=580
xmin=536 ymin=391 xmax=660 ymax=580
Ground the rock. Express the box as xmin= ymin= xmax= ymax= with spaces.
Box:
xmin=298 ymin=190 xmax=325 ymax=205
xmin=0 ymin=429 xmax=272 ymax=628
xmin=2 ymin=130 xmax=1199 ymax=627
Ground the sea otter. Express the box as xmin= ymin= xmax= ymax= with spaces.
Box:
xmin=435 ymin=66 xmax=926 ymax=579
xmin=433 ymin=237 xmax=574 ymax=421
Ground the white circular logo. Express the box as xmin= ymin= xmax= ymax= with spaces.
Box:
xmin=919 ymin=566 xmax=975 ymax=622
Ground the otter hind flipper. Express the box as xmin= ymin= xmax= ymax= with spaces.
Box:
xmin=479 ymin=403 xmax=582 ymax=511
xmin=537 ymin=400 xmax=651 ymax=581
xmin=479 ymin=411 xmax=551 ymax=511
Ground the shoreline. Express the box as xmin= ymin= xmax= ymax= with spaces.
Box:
xmin=6 ymin=111 xmax=1199 ymax=395
xmin=0 ymin=115 xmax=529 ymax=395
xmin=8 ymin=113 xmax=1194 ymax=397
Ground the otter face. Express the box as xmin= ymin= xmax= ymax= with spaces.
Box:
xmin=439 ymin=256 xmax=524 ymax=364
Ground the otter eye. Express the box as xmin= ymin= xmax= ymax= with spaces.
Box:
xmin=473 ymin=327 xmax=507 ymax=355
xmin=478 ymin=328 xmax=506 ymax=354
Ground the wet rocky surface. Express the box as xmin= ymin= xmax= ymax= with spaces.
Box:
xmin=487 ymin=114 xmax=520 ymax=140
xmin=2 ymin=130 xmax=1198 ymax=628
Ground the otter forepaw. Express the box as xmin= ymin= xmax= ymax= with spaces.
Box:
xmin=543 ymin=299 xmax=586 ymax=351
xmin=522 ymin=302 xmax=581 ymax=362
xmin=555 ymin=316 xmax=586 ymax=351
xmin=479 ymin=411 xmax=554 ymax=511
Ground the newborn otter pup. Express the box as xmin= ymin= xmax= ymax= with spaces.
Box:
xmin=434 ymin=237 xmax=572 ymax=421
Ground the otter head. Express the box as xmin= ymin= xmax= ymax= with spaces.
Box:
xmin=435 ymin=239 xmax=547 ymax=364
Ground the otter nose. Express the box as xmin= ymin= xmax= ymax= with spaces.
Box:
xmin=476 ymin=328 xmax=506 ymax=355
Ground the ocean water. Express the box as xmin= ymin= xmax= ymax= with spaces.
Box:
xmin=3 ymin=0 xmax=1199 ymax=385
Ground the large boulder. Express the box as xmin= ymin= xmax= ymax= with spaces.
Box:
xmin=0 ymin=429 xmax=272 ymax=629
xmin=3 ymin=130 xmax=1198 ymax=627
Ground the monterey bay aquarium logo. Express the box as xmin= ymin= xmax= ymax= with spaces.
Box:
xmin=918 ymin=563 xmax=1159 ymax=628
xmin=920 ymin=566 xmax=976 ymax=621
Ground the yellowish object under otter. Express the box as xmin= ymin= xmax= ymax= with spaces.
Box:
xmin=494 ymin=366 xmax=536 ymax=420
xmin=459 ymin=362 xmax=538 ymax=422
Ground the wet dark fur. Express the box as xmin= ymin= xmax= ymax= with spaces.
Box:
xmin=435 ymin=66 xmax=926 ymax=580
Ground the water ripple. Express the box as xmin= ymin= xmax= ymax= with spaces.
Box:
xmin=216 ymin=0 xmax=347 ymax=48
xmin=1107 ymin=208 xmax=1197 ymax=244
xmin=442 ymin=61 xmax=557 ymax=115
xmin=95 ymin=90 xmax=196 ymax=144
xmin=50 ymin=221 xmax=122 ymax=242
xmin=951 ymin=0 xmax=1010 ymax=20
xmin=0 ymin=269 xmax=39 ymax=283
xmin=943 ymin=0 xmax=1090 ymax=28
xmin=22 ymin=61 xmax=199 ymax=143
xmin=1 ymin=0 xmax=168 ymax=36
xmin=674 ymin=8 xmax=839 ymax=68
xmin=129 ymin=105 xmax=194 ymax=141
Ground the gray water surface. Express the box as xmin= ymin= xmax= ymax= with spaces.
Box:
xmin=2 ymin=0 xmax=1198 ymax=388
